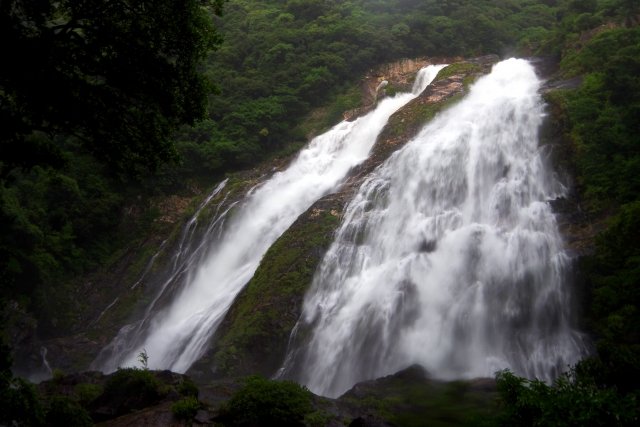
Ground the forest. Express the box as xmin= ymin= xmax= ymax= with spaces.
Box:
xmin=1 ymin=0 xmax=639 ymax=425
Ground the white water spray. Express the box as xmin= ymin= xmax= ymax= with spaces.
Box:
xmin=96 ymin=65 xmax=446 ymax=373
xmin=282 ymin=59 xmax=588 ymax=398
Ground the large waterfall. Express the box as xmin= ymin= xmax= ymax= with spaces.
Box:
xmin=281 ymin=59 xmax=588 ymax=398
xmin=94 ymin=65 xmax=446 ymax=373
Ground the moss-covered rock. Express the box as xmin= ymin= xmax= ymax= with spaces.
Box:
xmin=432 ymin=61 xmax=482 ymax=83
xmin=336 ymin=365 xmax=498 ymax=427
xmin=189 ymin=204 xmax=341 ymax=380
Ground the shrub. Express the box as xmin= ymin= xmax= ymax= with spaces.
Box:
xmin=101 ymin=368 xmax=167 ymax=415
xmin=74 ymin=383 xmax=103 ymax=406
xmin=491 ymin=369 xmax=639 ymax=426
xmin=0 ymin=376 xmax=44 ymax=426
xmin=177 ymin=377 xmax=199 ymax=398
xmin=45 ymin=395 xmax=92 ymax=427
xmin=171 ymin=396 xmax=201 ymax=421
xmin=218 ymin=376 xmax=313 ymax=427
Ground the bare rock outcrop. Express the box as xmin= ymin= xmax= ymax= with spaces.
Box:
xmin=342 ymin=55 xmax=464 ymax=121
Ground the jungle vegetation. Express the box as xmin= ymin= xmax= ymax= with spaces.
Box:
xmin=1 ymin=0 xmax=639 ymax=425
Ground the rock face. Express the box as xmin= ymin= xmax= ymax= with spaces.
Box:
xmin=192 ymin=56 xmax=498 ymax=383
xmin=366 ymin=56 xmax=463 ymax=96
xmin=342 ymin=55 xmax=463 ymax=121
xmin=334 ymin=364 xmax=497 ymax=427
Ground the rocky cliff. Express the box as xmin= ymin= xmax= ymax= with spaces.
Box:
xmin=342 ymin=56 xmax=463 ymax=121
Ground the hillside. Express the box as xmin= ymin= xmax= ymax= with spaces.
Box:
xmin=1 ymin=1 xmax=639 ymax=426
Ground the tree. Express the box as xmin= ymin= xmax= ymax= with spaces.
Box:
xmin=217 ymin=376 xmax=313 ymax=427
xmin=492 ymin=369 xmax=639 ymax=426
xmin=0 ymin=324 xmax=45 ymax=426
xmin=0 ymin=0 xmax=225 ymax=177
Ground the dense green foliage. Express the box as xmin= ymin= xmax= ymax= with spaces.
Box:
xmin=171 ymin=395 xmax=202 ymax=421
xmin=1 ymin=336 xmax=92 ymax=426
xmin=552 ymin=0 xmax=640 ymax=405
xmin=179 ymin=0 xmax=567 ymax=176
xmin=218 ymin=375 xmax=313 ymax=427
xmin=100 ymin=367 xmax=168 ymax=413
xmin=574 ymin=201 xmax=640 ymax=396
xmin=490 ymin=370 xmax=638 ymax=426
xmin=177 ymin=376 xmax=200 ymax=398
xmin=0 ymin=0 xmax=579 ymax=340
xmin=563 ymin=28 xmax=640 ymax=209
xmin=1 ymin=0 xmax=639 ymax=424
xmin=0 ymin=341 xmax=44 ymax=426
xmin=1 ymin=325 xmax=204 ymax=425
xmin=0 ymin=0 xmax=223 ymax=331
xmin=0 ymin=0 xmax=223 ymax=176
xmin=0 ymin=157 xmax=123 ymax=330
xmin=44 ymin=395 xmax=93 ymax=427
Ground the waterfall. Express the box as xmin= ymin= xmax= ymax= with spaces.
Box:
xmin=281 ymin=58 xmax=588 ymax=398
xmin=92 ymin=178 xmax=232 ymax=371
xmin=95 ymin=65 xmax=446 ymax=373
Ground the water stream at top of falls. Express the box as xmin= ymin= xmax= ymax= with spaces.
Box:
xmin=94 ymin=64 xmax=447 ymax=373
xmin=279 ymin=58 xmax=589 ymax=398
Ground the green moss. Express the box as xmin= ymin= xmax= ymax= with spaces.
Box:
xmin=384 ymin=84 xmax=398 ymax=97
xmin=433 ymin=62 xmax=482 ymax=83
xmin=381 ymin=61 xmax=487 ymax=145
xmin=384 ymin=92 xmax=465 ymax=142
xmin=212 ymin=208 xmax=340 ymax=377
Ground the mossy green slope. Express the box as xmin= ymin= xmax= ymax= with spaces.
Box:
xmin=190 ymin=205 xmax=340 ymax=380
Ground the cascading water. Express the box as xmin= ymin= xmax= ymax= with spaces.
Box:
xmin=281 ymin=59 xmax=588 ymax=398
xmin=95 ymin=65 xmax=446 ymax=373
xmin=93 ymin=178 xmax=233 ymax=371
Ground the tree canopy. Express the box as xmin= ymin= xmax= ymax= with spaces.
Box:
xmin=0 ymin=0 xmax=225 ymax=325
xmin=0 ymin=0 xmax=224 ymax=176
xmin=1 ymin=3 xmax=639 ymax=424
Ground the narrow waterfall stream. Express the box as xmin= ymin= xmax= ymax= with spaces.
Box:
xmin=95 ymin=65 xmax=446 ymax=373
xmin=281 ymin=59 xmax=588 ymax=398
